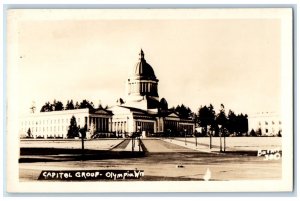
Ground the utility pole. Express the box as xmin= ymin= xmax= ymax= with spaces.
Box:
xmin=219 ymin=125 xmax=222 ymax=152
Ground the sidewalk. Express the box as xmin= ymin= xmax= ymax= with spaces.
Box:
xmin=161 ymin=138 xmax=228 ymax=154
xmin=124 ymin=138 xmax=143 ymax=152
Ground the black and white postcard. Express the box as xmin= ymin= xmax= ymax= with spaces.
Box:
xmin=6 ymin=8 xmax=293 ymax=192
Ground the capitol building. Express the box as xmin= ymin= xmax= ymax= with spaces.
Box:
xmin=19 ymin=50 xmax=195 ymax=138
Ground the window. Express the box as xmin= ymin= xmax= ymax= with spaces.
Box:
xmin=258 ymin=121 xmax=261 ymax=126
xmin=279 ymin=121 xmax=282 ymax=125
xmin=265 ymin=129 xmax=268 ymax=133
xmin=265 ymin=121 xmax=268 ymax=125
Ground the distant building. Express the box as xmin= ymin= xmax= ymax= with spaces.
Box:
xmin=110 ymin=50 xmax=195 ymax=137
xmin=19 ymin=108 xmax=113 ymax=138
xmin=248 ymin=112 xmax=282 ymax=136
xmin=19 ymin=50 xmax=195 ymax=139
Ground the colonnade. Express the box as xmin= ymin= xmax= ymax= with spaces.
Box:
xmin=86 ymin=116 xmax=112 ymax=132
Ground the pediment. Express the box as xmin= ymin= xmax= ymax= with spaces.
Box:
xmin=167 ymin=112 xmax=180 ymax=118
xmin=93 ymin=109 xmax=111 ymax=115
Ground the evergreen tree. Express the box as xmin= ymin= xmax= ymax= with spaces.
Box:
xmin=65 ymin=100 xmax=75 ymax=110
xmin=67 ymin=116 xmax=79 ymax=138
xmin=227 ymin=110 xmax=237 ymax=135
xmin=40 ymin=101 xmax=52 ymax=112
xmin=174 ymin=104 xmax=192 ymax=119
xmin=27 ymin=128 xmax=32 ymax=138
xmin=54 ymin=100 xmax=64 ymax=111
xmin=75 ymin=101 xmax=80 ymax=109
xmin=79 ymin=99 xmax=94 ymax=110
xmin=216 ymin=104 xmax=228 ymax=137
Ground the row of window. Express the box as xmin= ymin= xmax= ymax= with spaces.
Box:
xmin=23 ymin=125 xmax=70 ymax=133
xmin=265 ymin=128 xmax=282 ymax=134
xmin=128 ymin=82 xmax=157 ymax=93
xmin=258 ymin=121 xmax=281 ymax=126
xmin=22 ymin=118 xmax=81 ymax=126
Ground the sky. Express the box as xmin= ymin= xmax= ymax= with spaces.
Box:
xmin=11 ymin=11 xmax=282 ymax=116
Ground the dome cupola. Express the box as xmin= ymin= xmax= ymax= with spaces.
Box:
xmin=132 ymin=49 xmax=157 ymax=80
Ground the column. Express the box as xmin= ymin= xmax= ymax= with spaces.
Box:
xmin=109 ymin=118 xmax=112 ymax=132
xmin=96 ymin=117 xmax=99 ymax=132
xmin=107 ymin=118 xmax=109 ymax=132
xmin=87 ymin=116 xmax=89 ymax=130
xmin=99 ymin=118 xmax=102 ymax=132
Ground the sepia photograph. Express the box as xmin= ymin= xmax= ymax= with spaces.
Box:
xmin=6 ymin=8 xmax=293 ymax=193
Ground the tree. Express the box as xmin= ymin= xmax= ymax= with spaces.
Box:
xmin=79 ymin=99 xmax=94 ymax=110
xmin=227 ymin=110 xmax=237 ymax=135
xmin=216 ymin=104 xmax=228 ymax=152
xmin=65 ymin=100 xmax=75 ymax=110
xmin=174 ymin=104 xmax=193 ymax=119
xmin=54 ymin=100 xmax=64 ymax=111
xmin=216 ymin=104 xmax=227 ymax=137
xmin=277 ymin=130 xmax=282 ymax=137
xmin=256 ymin=128 xmax=262 ymax=136
xmin=40 ymin=100 xmax=64 ymax=112
xmin=249 ymin=129 xmax=256 ymax=136
xmin=27 ymin=128 xmax=32 ymax=138
xmin=236 ymin=113 xmax=248 ymax=136
xmin=67 ymin=116 xmax=79 ymax=138
xmin=75 ymin=101 xmax=80 ymax=109
xmin=40 ymin=101 xmax=53 ymax=112
xmin=197 ymin=106 xmax=209 ymax=135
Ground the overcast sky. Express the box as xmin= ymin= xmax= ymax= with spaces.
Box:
xmin=12 ymin=11 xmax=281 ymax=116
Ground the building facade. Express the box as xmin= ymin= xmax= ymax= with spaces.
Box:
xmin=248 ymin=112 xmax=282 ymax=136
xmin=19 ymin=50 xmax=195 ymax=138
xmin=19 ymin=108 xmax=113 ymax=138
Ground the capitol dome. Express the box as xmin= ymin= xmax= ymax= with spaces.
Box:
xmin=126 ymin=49 xmax=159 ymax=108
xmin=131 ymin=49 xmax=156 ymax=80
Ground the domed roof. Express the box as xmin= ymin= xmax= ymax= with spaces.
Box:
xmin=132 ymin=49 xmax=156 ymax=79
